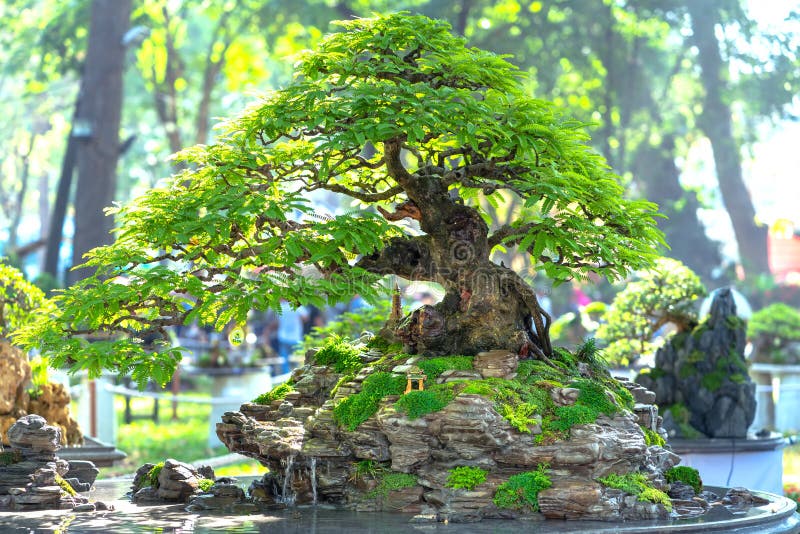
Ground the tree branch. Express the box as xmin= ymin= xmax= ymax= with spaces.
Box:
xmin=356 ymin=235 xmax=436 ymax=281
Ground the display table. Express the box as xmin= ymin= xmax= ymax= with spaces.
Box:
xmin=669 ymin=434 xmax=786 ymax=494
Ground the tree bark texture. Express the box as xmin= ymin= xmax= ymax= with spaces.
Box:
xmin=688 ymin=3 xmax=770 ymax=279
xmin=44 ymin=122 xmax=77 ymax=279
xmin=359 ymin=140 xmax=552 ymax=359
xmin=69 ymin=0 xmax=131 ymax=283
xmin=632 ymin=135 xmax=722 ymax=283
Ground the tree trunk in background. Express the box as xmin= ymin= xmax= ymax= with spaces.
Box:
xmin=69 ymin=0 xmax=131 ymax=283
xmin=632 ymin=135 xmax=723 ymax=284
xmin=43 ymin=128 xmax=77 ymax=279
xmin=688 ymin=3 xmax=770 ymax=280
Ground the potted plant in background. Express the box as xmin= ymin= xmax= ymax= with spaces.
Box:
xmin=0 ymin=260 xmax=82 ymax=446
xmin=748 ymin=303 xmax=800 ymax=432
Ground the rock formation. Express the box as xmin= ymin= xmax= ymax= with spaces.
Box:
xmin=0 ymin=340 xmax=83 ymax=446
xmin=636 ymin=288 xmax=756 ymax=438
xmin=217 ymin=343 xmax=693 ymax=523
xmin=130 ymin=459 xmax=257 ymax=513
xmin=131 ymin=458 xmax=209 ymax=504
xmin=0 ymin=415 xmax=101 ymax=511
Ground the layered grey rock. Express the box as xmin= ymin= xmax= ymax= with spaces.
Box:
xmin=636 ymin=288 xmax=756 ymax=438
xmin=131 ymin=459 xmax=210 ymax=504
xmin=217 ymin=352 xmax=682 ymax=522
xmin=0 ymin=415 xmax=101 ymax=511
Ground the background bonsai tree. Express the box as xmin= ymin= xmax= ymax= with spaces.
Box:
xmin=0 ymin=260 xmax=82 ymax=445
xmin=748 ymin=303 xmax=800 ymax=364
xmin=17 ymin=13 xmax=664 ymax=386
xmin=0 ymin=259 xmax=51 ymax=342
xmin=597 ymin=258 xmax=706 ymax=366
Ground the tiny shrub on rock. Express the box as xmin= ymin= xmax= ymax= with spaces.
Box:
xmin=314 ymin=336 xmax=364 ymax=374
xmin=352 ymin=459 xmax=381 ymax=482
xmin=446 ymin=466 xmax=488 ymax=491
xmin=0 ymin=450 xmax=22 ymax=466
xmin=198 ymin=478 xmax=215 ymax=492
xmin=665 ymin=466 xmax=702 ymax=494
xmin=493 ymin=464 xmax=552 ymax=512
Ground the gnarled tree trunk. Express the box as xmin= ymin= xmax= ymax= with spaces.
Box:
xmin=359 ymin=140 xmax=551 ymax=358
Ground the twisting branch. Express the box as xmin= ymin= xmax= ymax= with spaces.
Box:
xmin=307 ymin=183 xmax=404 ymax=203
xmin=356 ymin=235 xmax=436 ymax=282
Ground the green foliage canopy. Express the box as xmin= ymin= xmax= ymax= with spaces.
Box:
xmin=748 ymin=303 xmax=800 ymax=364
xmin=16 ymin=13 xmax=664 ymax=385
xmin=0 ymin=259 xmax=51 ymax=340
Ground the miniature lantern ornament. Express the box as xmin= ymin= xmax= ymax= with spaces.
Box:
xmin=404 ymin=365 xmax=427 ymax=394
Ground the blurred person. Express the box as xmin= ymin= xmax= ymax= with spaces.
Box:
xmin=277 ymin=299 xmax=308 ymax=373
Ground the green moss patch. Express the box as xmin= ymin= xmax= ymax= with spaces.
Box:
xmin=148 ymin=461 xmax=165 ymax=489
xmin=642 ymin=427 xmax=666 ymax=447
xmin=134 ymin=461 xmax=166 ymax=491
xmin=0 ymin=450 xmax=22 ymax=466
xmin=597 ymin=472 xmax=672 ymax=512
xmin=493 ymin=464 xmax=552 ymax=512
xmin=198 ymin=478 xmax=215 ymax=492
xmin=395 ymin=387 xmax=454 ymax=419
xmin=700 ymin=370 xmax=726 ymax=392
xmin=665 ymin=466 xmax=702 ymax=494
xmin=55 ymin=474 xmax=77 ymax=496
xmin=333 ymin=372 xmax=405 ymax=430
xmin=500 ymin=403 xmax=539 ymax=433
xmin=314 ymin=336 xmax=364 ymax=374
xmin=417 ymin=356 xmax=473 ymax=381
xmin=446 ymin=466 xmax=488 ymax=491
xmin=252 ymin=381 xmax=294 ymax=405
xmin=366 ymin=471 xmax=418 ymax=499
xmin=664 ymin=403 xmax=703 ymax=439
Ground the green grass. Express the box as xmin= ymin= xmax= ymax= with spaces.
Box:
xmin=99 ymin=395 xmax=261 ymax=478
xmin=417 ymin=356 xmax=474 ymax=381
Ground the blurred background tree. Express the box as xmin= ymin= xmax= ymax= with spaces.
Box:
xmin=0 ymin=0 xmax=798 ymax=306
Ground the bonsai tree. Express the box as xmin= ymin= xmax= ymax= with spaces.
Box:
xmin=17 ymin=13 xmax=664 ymax=386
xmin=748 ymin=303 xmax=800 ymax=364
xmin=597 ymin=258 xmax=706 ymax=366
